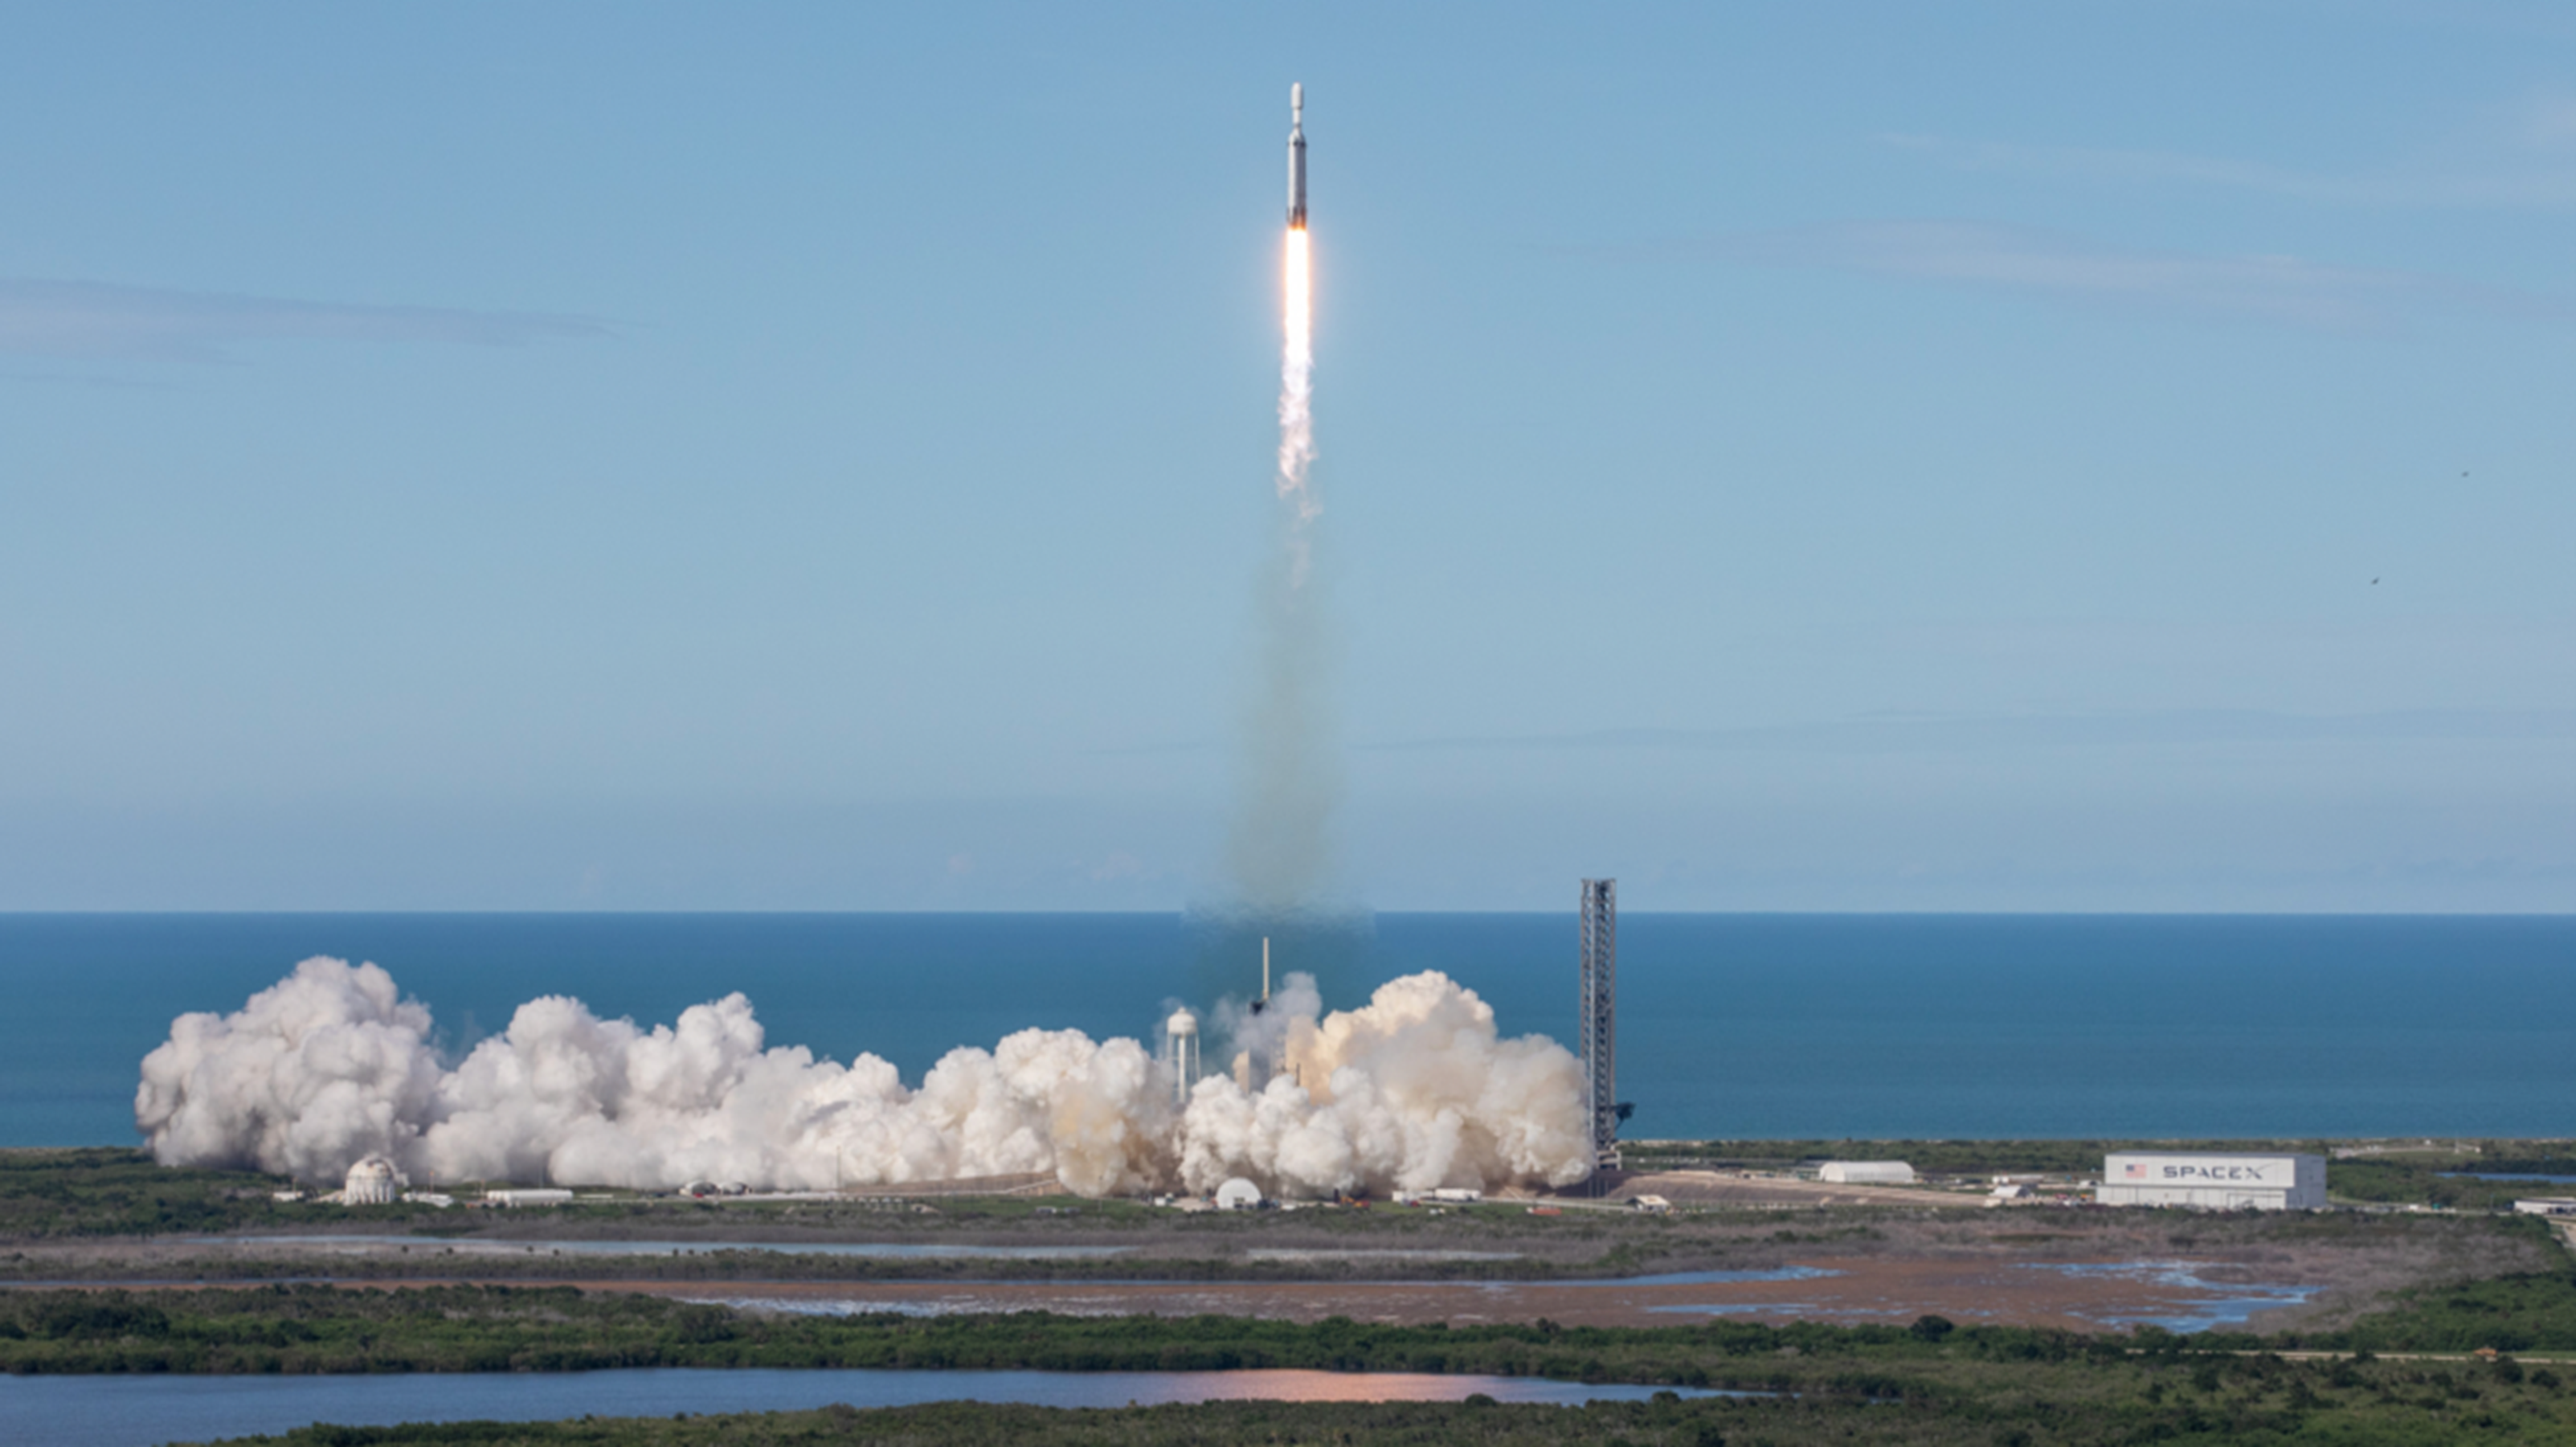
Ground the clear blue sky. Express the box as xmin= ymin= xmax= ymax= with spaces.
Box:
xmin=5 ymin=2 xmax=2573 ymax=911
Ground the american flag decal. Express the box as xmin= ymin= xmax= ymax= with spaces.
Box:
xmin=2124 ymin=1163 xmax=2146 ymax=1178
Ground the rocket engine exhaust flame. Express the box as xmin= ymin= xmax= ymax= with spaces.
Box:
xmin=1276 ymin=83 xmax=1318 ymax=567
xmin=134 ymin=958 xmax=1595 ymax=1200
xmin=1277 ymin=227 xmax=1317 ymax=555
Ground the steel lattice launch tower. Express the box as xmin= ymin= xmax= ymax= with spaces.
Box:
xmin=1580 ymin=879 xmax=1619 ymax=1173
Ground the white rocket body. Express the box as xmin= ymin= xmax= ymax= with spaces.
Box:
xmin=1286 ymin=83 xmax=1306 ymax=229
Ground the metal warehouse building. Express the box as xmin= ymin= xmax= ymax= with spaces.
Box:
xmin=2096 ymin=1152 xmax=2327 ymax=1210
xmin=1817 ymin=1161 xmax=1916 ymax=1184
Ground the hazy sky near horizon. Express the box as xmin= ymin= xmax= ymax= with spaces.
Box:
xmin=6 ymin=2 xmax=2574 ymax=911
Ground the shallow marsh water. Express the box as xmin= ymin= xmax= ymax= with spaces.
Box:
xmin=0 ymin=1367 xmax=1718 ymax=1447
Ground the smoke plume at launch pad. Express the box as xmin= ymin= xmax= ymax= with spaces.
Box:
xmin=137 ymin=957 xmax=1593 ymax=1199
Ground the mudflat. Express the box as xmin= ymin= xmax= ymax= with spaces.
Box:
xmin=12 ymin=1205 xmax=2551 ymax=1339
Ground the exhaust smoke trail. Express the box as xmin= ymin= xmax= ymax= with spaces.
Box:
xmin=1227 ymin=93 xmax=1339 ymax=916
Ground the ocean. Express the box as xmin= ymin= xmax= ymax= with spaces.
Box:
xmin=4 ymin=913 xmax=2571 ymax=1148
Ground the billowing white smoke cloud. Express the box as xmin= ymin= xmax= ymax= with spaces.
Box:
xmin=134 ymin=959 xmax=444 ymax=1187
xmin=137 ymin=959 xmax=1591 ymax=1199
xmin=1181 ymin=971 xmax=1593 ymax=1198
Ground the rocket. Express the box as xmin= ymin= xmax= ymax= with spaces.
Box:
xmin=1286 ymin=83 xmax=1306 ymax=230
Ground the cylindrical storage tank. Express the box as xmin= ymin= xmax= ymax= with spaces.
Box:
xmin=1167 ymin=1010 xmax=1200 ymax=1106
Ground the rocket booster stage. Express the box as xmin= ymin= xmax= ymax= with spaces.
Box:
xmin=1286 ymin=83 xmax=1306 ymax=229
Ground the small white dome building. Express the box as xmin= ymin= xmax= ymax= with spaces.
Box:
xmin=1214 ymin=1176 xmax=1264 ymax=1212
xmin=341 ymin=1155 xmax=403 ymax=1206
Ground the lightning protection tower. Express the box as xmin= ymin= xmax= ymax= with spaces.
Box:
xmin=1579 ymin=878 xmax=1619 ymax=1175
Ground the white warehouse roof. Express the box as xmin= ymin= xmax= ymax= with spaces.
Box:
xmin=1818 ymin=1160 xmax=1916 ymax=1184
xmin=485 ymin=1187 xmax=575 ymax=1208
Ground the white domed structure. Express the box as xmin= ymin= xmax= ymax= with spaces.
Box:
xmin=1214 ymin=1176 xmax=1263 ymax=1212
xmin=1166 ymin=1008 xmax=1197 ymax=1038
xmin=341 ymin=1155 xmax=402 ymax=1206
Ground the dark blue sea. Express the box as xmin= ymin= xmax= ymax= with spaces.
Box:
xmin=4 ymin=914 xmax=2571 ymax=1147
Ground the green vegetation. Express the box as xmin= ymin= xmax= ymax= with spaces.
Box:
xmin=8 ymin=1222 xmax=2572 ymax=1443
xmin=0 ymin=1149 xmax=480 ymax=1238
xmin=0 ymin=1284 xmax=2539 ymax=1444
xmin=0 ymin=1286 xmax=2107 ymax=1377
xmin=2318 ymin=1271 xmax=2576 ymax=1355
xmin=2329 ymin=1155 xmax=2576 ymax=1213
xmin=181 ymin=1348 xmax=2576 ymax=1444
xmin=10 ymin=1146 xmax=2570 ymax=1441
xmin=176 ymin=1370 xmax=2576 ymax=1447
xmin=10 ymin=1257 xmax=2576 ymax=1378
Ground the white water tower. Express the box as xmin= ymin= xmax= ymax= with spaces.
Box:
xmin=1166 ymin=1008 xmax=1200 ymax=1106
